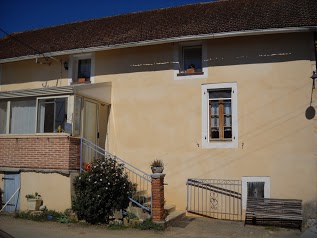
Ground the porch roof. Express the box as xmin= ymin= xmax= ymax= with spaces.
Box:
xmin=0 ymin=82 xmax=112 ymax=104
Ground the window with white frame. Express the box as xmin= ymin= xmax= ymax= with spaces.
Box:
xmin=182 ymin=45 xmax=202 ymax=73
xmin=0 ymin=96 xmax=70 ymax=135
xmin=242 ymin=177 xmax=270 ymax=209
xmin=37 ymin=97 xmax=68 ymax=133
xmin=201 ymin=83 xmax=238 ymax=148
xmin=70 ymin=54 xmax=94 ymax=84
xmin=10 ymin=99 xmax=36 ymax=134
xmin=174 ymin=42 xmax=207 ymax=79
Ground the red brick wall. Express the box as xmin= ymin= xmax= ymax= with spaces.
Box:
xmin=151 ymin=174 xmax=165 ymax=222
xmin=0 ymin=136 xmax=80 ymax=170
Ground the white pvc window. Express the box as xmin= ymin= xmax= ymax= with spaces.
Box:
xmin=37 ymin=97 xmax=68 ymax=133
xmin=0 ymin=101 xmax=7 ymax=134
xmin=10 ymin=99 xmax=36 ymax=134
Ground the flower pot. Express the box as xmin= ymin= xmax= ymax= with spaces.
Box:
xmin=151 ymin=166 xmax=164 ymax=173
xmin=27 ymin=198 xmax=42 ymax=211
xmin=78 ymin=78 xmax=86 ymax=83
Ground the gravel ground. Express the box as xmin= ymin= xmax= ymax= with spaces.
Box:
xmin=0 ymin=214 xmax=302 ymax=238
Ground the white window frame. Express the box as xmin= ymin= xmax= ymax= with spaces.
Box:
xmin=68 ymin=53 xmax=95 ymax=85
xmin=36 ymin=95 xmax=70 ymax=133
xmin=0 ymin=64 xmax=2 ymax=86
xmin=201 ymin=82 xmax=238 ymax=148
xmin=242 ymin=176 xmax=270 ymax=209
xmin=174 ymin=41 xmax=208 ymax=80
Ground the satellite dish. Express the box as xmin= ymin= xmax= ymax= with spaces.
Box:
xmin=305 ymin=106 xmax=315 ymax=120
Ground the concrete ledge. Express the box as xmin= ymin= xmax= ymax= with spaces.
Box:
xmin=0 ymin=167 xmax=78 ymax=176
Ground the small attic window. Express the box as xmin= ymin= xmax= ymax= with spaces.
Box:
xmin=70 ymin=54 xmax=94 ymax=84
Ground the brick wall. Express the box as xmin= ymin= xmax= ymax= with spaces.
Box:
xmin=151 ymin=174 xmax=165 ymax=222
xmin=0 ymin=135 xmax=80 ymax=170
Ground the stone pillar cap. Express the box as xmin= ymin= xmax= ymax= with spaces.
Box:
xmin=151 ymin=173 xmax=166 ymax=179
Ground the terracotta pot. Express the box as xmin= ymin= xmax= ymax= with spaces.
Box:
xmin=78 ymin=78 xmax=86 ymax=83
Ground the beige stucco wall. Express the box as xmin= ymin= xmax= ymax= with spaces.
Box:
xmin=0 ymin=32 xmax=316 ymax=215
xmin=95 ymin=32 xmax=316 ymax=211
xmin=20 ymin=172 xmax=72 ymax=212
xmin=1 ymin=55 xmax=69 ymax=91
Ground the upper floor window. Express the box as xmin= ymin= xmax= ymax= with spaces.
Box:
xmin=69 ymin=54 xmax=94 ymax=84
xmin=202 ymin=83 xmax=238 ymax=148
xmin=78 ymin=59 xmax=91 ymax=80
xmin=182 ymin=45 xmax=202 ymax=74
xmin=174 ymin=42 xmax=207 ymax=80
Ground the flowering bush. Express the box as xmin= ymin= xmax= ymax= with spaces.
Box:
xmin=72 ymin=156 xmax=135 ymax=224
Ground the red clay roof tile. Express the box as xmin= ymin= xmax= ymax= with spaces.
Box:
xmin=0 ymin=0 xmax=316 ymax=60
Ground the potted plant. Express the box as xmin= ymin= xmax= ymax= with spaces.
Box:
xmin=25 ymin=192 xmax=42 ymax=211
xmin=150 ymin=159 xmax=164 ymax=173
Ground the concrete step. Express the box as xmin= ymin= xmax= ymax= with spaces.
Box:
xmin=134 ymin=190 xmax=148 ymax=196
xmin=164 ymin=204 xmax=176 ymax=213
xmin=165 ymin=210 xmax=186 ymax=225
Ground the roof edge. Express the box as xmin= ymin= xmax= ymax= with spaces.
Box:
xmin=1 ymin=26 xmax=316 ymax=64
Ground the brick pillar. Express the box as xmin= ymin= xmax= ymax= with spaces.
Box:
xmin=151 ymin=173 xmax=165 ymax=223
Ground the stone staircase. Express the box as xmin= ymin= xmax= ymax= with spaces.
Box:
xmin=130 ymin=190 xmax=185 ymax=224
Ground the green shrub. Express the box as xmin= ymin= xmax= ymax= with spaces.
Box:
xmin=72 ymin=156 xmax=135 ymax=224
xmin=14 ymin=210 xmax=69 ymax=223
xmin=134 ymin=218 xmax=165 ymax=231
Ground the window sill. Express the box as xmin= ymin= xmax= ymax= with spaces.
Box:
xmin=177 ymin=72 xmax=204 ymax=77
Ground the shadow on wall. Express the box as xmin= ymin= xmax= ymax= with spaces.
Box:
xmin=1 ymin=32 xmax=313 ymax=85
xmin=95 ymin=32 xmax=313 ymax=76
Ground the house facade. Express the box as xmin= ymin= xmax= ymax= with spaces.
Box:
xmin=0 ymin=0 xmax=316 ymax=223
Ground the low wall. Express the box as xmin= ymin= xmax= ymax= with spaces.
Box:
xmin=0 ymin=135 xmax=80 ymax=170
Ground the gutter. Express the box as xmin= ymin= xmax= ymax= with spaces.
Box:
xmin=1 ymin=26 xmax=317 ymax=64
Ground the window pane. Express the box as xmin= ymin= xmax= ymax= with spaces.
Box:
xmin=224 ymin=116 xmax=232 ymax=127
xmin=73 ymin=96 xmax=82 ymax=136
xmin=211 ymin=128 xmax=219 ymax=139
xmin=183 ymin=46 xmax=202 ymax=71
xmin=211 ymin=116 xmax=219 ymax=127
xmin=0 ymin=101 xmax=7 ymax=134
xmin=78 ymin=59 xmax=91 ymax=79
xmin=37 ymin=98 xmax=67 ymax=133
xmin=247 ymin=182 xmax=265 ymax=198
xmin=224 ymin=127 xmax=232 ymax=138
xmin=223 ymin=100 xmax=231 ymax=114
xmin=209 ymin=90 xmax=231 ymax=99
xmin=55 ymin=98 xmax=66 ymax=131
xmin=10 ymin=99 xmax=36 ymax=134
xmin=211 ymin=102 xmax=219 ymax=115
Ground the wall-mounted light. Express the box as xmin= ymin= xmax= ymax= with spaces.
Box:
xmin=63 ymin=61 xmax=69 ymax=70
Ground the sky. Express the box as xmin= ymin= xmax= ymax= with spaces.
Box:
xmin=0 ymin=0 xmax=214 ymax=37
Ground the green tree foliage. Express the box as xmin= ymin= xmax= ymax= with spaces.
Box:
xmin=72 ymin=156 xmax=135 ymax=224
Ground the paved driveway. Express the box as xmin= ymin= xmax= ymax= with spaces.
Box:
xmin=0 ymin=214 xmax=301 ymax=238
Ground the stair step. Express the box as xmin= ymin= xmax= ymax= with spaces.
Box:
xmin=134 ymin=190 xmax=148 ymax=196
xmin=164 ymin=204 xmax=176 ymax=213
xmin=165 ymin=210 xmax=186 ymax=224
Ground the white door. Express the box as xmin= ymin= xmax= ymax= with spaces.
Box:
xmin=83 ymin=100 xmax=98 ymax=164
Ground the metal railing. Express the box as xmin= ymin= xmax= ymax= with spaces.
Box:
xmin=186 ymin=178 xmax=242 ymax=221
xmin=80 ymin=138 xmax=152 ymax=214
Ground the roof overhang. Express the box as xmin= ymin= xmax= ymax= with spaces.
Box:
xmin=1 ymin=26 xmax=316 ymax=64
xmin=0 ymin=82 xmax=112 ymax=104
xmin=74 ymin=82 xmax=111 ymax=104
